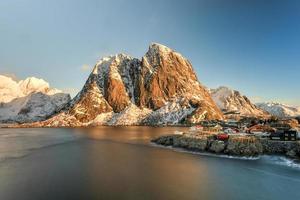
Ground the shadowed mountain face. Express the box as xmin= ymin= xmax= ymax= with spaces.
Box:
xmin=23 ymin=43 xmax=224 ymax=127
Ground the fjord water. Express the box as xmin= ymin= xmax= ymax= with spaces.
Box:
xmin=0 ymin=127 xmax=299 ymax=200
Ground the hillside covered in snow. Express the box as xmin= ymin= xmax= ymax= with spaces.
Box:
xmin=210 ymin=86 xmax=268 ymax=118
xmin=256 ymin=102 xmax=300 ymax=118
xmin=0 ymin=75 xmax=70 ymax=123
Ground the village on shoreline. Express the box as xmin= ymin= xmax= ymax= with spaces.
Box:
xmin=152 ymin=116 xmax=300 ymax=160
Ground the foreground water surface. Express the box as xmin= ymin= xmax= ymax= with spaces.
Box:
xmin=0 ymin=127 xmax=299 ymax=200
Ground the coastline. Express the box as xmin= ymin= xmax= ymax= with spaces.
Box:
xmin=151 ymin=133 xmax=300 ymax=161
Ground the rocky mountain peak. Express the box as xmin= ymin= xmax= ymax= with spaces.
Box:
xmin=18 ymin=76 xmax=63 ymax=96
xmin=211 ymin=86 xmax=268 ymax=118
xmin=148 ymin=43 xmax=173 ymax=55
xmin=23 ymin=43 xmax=224 ymax=127
xmin=139 ymin=43 xmax=202 ymax=110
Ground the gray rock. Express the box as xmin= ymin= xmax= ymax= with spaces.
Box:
xmin=173 ymin=136 xmax=207 ymax=151
xmin=152 ymin=134 xmax=300 ymax=161
xmin=261 ymin=139 xmax=298 ymax=154
xmin=286 ymin=150 xmax=297 ymax=158
xmin=209 ymin=140 xmax=225 ymax=153
xmin=151 ymin=135 xmax=180 ymax=146
xmin=187 ymin=138 xmax=208 ymax=151
xmin=224 ymin=137 xmax=263 ymax=156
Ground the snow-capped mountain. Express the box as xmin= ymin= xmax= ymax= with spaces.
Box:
xmin=18 ymin=77 xmax=61 ymax=96
xmin=0 ymin=75 xmax=23 ymax=103
xmin=0 ymin=75 xmax=70 ymax=123
xmin=210 ymin=86 xmax=268 ymax=118
xmin=256 ymin=102 xmax=300 ymax=118
xmin=28 ymin=43 xmax=223 ymax=127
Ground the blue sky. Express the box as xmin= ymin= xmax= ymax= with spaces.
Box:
xmin=0 ymin=0 xmax=299 ymax=106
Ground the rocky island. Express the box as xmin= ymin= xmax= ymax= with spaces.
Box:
xmin=152 ymin=131 xmax=300 ymax=160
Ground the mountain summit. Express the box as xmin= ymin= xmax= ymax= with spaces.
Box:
xmin=32 ymin=43 xmax=223 ymax=127
xmin=0 ymin=75 xmax=70 ymax=123
xmin=210 ymin=86 xmax=268 ymax=118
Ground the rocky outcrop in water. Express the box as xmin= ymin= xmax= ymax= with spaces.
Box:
xmin=152 ymin=134 xmax=300 ymax=159
xmin=224 ymin=137 xmax=263 ymax=156
xmin=261 ymin=139 xmax=300 ymax=159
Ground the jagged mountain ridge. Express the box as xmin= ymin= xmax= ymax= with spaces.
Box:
xmin=30 ymin=43 xmax=224 ymax=127
xmin=256 ymin=102 xmax=300 ymax=118
xmin=0 ymin=75 xmax=70 ymax=123
xmin=210 ymin=86 xmax=268 ymax=118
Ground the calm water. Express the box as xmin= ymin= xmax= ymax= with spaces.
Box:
xmin=0 ymin=127 xmax=299 ymax=200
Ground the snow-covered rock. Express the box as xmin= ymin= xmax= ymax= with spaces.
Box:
xmin=0 ymin=75 xmax=70 ymax=123
xmin=210 ymin=86 xmax=268 ymax=118
xmin=107 ymin=104 xmax=152 ymax=126
xmin=0 ymin=75 xmax=23 ymax=103
xmin=142 ymin=98 xmax=196 ymax=125
xmin=27 ymin=43 xmax=224 ymax=127
xmin=18 ymin=77 xmax=62 ymax=96
xmin=256 ymin=102 xmax=300 ymax=118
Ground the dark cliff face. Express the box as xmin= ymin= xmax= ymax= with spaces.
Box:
xmin=49 ymin=43 xmax=224 ymax=125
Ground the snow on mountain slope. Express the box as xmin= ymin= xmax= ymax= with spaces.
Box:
xmin=0 ymin=75 xmax=70 ymax=123
xmin=210 ymin=86 xmax=268 ymax=118
xmin=142 ymin=98 xmax=196 ymax=125
xmin=25 ymin=43 xmax=224 ymax=127
xmin=0 ymin=75 xmax=23 ymax=103
xmin=18 ymin=77 xmax=62 ymax=96
xmin=256 ymin=102 xmax=300 ymax=118
xmin=0 ymin=75 xmax=64 ymax=102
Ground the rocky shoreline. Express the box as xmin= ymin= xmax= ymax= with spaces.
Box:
xmin=152 ymin=133 xmax=300 ymax=160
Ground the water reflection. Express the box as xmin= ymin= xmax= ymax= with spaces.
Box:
xmin=0 ymin=127 xmax=299 ymax=200
xmin=83 ymin=126 xmax=189 ymax=144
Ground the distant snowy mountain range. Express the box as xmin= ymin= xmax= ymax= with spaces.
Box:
xmin=210 ymin=86 xmax=300 ymax=118
xmin=1 ymin=43 xmax=298 ymax=126
xmin=0 ymin=75 xmax=70 ymax=123
xmin=256 ymin=102 xmax=300 ymax=118
xmin=210 ymin=86 xmax=268 ymax=118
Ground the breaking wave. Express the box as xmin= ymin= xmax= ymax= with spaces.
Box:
xmin=151 ymin=143 xmax=300 ymax=169
xmin=261 ymin=155 xmax=300 ymax=169
xmin=151 ymin=143 xmax=260 ymax=160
